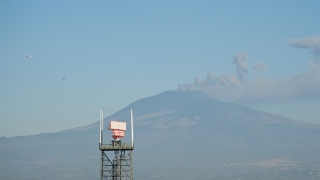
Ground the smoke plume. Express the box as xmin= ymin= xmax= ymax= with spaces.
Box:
xmin=233 ymin=52 xmax=249 ymax=83
xmin=177 ymin=52 xmax=248 ymax=91
xmin=177 ymin=48 xmax=319 ymax=103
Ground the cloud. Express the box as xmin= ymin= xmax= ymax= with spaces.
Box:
xmin=233 ymin=52 xmax=249 ymax=83
xmin=287 ymin=35 xmax=320 ymax=61
xmin=248 ymin=62 xmax=319 ymax=102
xmin=253 ymin=62 xmax=267 ymax=71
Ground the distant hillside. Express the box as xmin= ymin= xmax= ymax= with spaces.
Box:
xmin=109 ymin=90 xmax=316 ymax=128
xmin=1 ymin=90 xmax=319 ymax=180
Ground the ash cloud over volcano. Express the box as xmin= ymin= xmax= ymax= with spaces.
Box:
xmin=177 ymin=36 xmax=320 ymax=122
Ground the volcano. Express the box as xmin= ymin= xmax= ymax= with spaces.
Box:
xmin=1 ymin=90 xmax=319 ymax=180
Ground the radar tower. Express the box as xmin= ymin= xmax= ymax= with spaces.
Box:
xmin=99 ymin=109 xmax=134 ymax=180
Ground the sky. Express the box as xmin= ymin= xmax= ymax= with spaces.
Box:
xmin=0 ymin=0 xmax=319 ymax=137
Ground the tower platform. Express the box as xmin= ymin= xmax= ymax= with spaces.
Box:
xmin=99 ymin=142 xmax=134 ymax=151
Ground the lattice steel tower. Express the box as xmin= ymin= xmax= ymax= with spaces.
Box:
xmin=99 ymin=109 xmax=134 ymax=180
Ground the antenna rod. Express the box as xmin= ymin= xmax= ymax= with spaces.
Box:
xmin=100 ymin=109 xmax=103 ymax=144
xmin=102 ymin=109 xmax=103 ymax=144
xmin=130 ymin=108 xmax=134 ymax=146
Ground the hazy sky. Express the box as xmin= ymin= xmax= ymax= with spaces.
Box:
xmin=1 ymin=1 xmax=319 ymax=137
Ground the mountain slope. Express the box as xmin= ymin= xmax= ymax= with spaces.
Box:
xmin=108 ymin=90 xmax=317 ymax=131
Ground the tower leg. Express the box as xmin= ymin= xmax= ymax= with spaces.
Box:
xmin=100 ymin=150 xmax=103 ymax=180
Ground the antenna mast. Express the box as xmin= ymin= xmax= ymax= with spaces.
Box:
xmin=100 ymin=109 xmax=103 ymax=145
xmin=130 ymin=108 xmax=134 ymax=147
